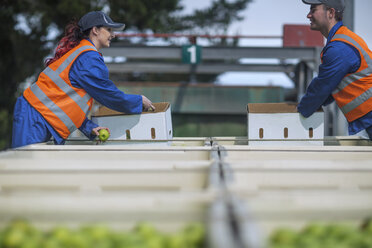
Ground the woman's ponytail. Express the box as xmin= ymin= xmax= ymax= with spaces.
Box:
xmin=45 ymin=20 xmax=89 ymax=67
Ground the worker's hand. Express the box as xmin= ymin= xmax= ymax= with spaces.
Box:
xmin=142 ymin=95 xmax=155 ymax=111
xmin=91 ymin=126 xmax=110 ymax=136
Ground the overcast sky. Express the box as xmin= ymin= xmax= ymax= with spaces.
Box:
xmin=181 ymin=0 xmax=372 ymax=87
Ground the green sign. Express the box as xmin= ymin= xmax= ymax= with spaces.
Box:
xmin=182 ymin=45 xmax=202 ymax=64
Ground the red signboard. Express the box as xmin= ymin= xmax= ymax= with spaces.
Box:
xmin=283 ymin=24 xmax=324 ymax=47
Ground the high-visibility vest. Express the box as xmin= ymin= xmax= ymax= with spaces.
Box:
xmin=24 ymin=39 xmax=97 ymax=139
xmin=322 ymin=26 xmax=372 ymax=122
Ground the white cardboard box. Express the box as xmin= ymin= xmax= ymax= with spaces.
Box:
xmin=92 ymin=102 xmax=173 ymax=140
xmin=247 ymin=103 xmax=324 ymax=146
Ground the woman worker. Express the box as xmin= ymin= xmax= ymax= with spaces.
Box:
xmin=12 ymin=11 xmax=155 ymax=148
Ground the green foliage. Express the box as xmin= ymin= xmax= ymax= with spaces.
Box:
xmin=0 ymin=109 xmax=11 ymax=150
xmin=0 ymin=220 xmax=206 ymax=248
xmin=108 ymin=0 xmax=184 ymax=33
xmin=108 ymin=0 xmax=252 ymax=36
xmin=181 ymin=0 xmax=252 ymax=33
xmin=269 ymin=221 xmax=372 ymax=248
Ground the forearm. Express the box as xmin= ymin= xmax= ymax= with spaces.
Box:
xmin=70 ymin=52 xmax=143 ymax=114
xmin=96 ymin=91 xmax=143 ymax=114
xmin=298 ymin=44 xmax=358 ymax=117
xmin=297 ymin=75 xmax=333 ymax=117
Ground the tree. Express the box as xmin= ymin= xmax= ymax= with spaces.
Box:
xmin=0 ymin=0 xmax=252 ymax=150
xmin=181 ymin=0 xmax=251 ymax=34
xmin=108 ymin=0 xmax=252 ymax=38
xmin=0 ymin=0 xmax=103 ymax=150
xmin=108 ymin=0 xmax=184 ymax=33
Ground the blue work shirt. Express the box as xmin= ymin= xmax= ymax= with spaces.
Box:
xmin=12 ymin=39 xmax=142 ymax=148
xmin=298 ymin=21 xmax=372 ymax=135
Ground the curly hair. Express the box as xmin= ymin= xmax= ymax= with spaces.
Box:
xmin=45 ymin=20 xmax=90 ymax=67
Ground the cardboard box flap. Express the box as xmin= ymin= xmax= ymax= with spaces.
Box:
xmin=93 ymin=102 xmax=170 ymax=117
xmin=247 ymin=103 xmax=323 ymax=113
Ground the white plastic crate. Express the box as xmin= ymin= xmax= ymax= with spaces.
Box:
xmin=0 ymin=160 xmax=213 ymax=193
xmin=226 ymin=161 xmax=372 ymax=191
xmin=0 ymin=191 xmax=213 ymax=231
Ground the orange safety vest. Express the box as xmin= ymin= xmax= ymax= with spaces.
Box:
xmin=24 ymin=39 xmax=97 ymax=139
xmin=322 ymin=26 xmax=372 ymax=122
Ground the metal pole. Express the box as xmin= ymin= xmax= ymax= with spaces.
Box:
xmin=330 ymin=0 xmax=354 ymax=136
xmin=189 ymin=36 xmax=197 ymax=84
xmin=343 ymin=0 xmax=355 ymax=31
xmin=297 ymin=62 xmax=305 ymax=102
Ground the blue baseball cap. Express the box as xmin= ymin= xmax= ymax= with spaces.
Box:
xmin=302 ymin=0 xmax=345 ymax=12
xmin=78 ymin=11 xmax=125 ymax=31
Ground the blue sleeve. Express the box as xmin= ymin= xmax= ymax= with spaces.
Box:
xmin=298 ymin=42 xmax=360 ymax=117
xmin=69 ymin=51 xmax=143 ymax=114
xmin=78 ymin=118 xmax=99 ymax=140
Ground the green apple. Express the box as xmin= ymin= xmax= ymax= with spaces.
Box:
xmin=270 ymin=228 xmax=297 ymax=245
xmin=98 ymin=129 xmax=110 ymax=142
xmin=183 ymin=223 xmax=205 ymax=246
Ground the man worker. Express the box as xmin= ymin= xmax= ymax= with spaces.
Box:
xmin=298 ymin=0 xmax=372 ymax=140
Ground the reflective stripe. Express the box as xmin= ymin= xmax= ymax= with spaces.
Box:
xmin=333 ymin=69 xmax=372 ymax=95
xmin=31 ymin=84 xmax=76 ymax=134
xmin=55 ymin=45 xmax=97 ymax=74
xmin=43 ymin=67 xmax=90 ymax=114
xmin=341 ymin=87 xmax=372 ymax=115
xmin=332 ymin=34 xmax=372 ymax=94
xmin=29 ymin=44 xmax=96 ymax=134
xmin=333 ymin=34 xmax=372 ymax=64
xmin=42 ymin=45 xmax=96 ymax=114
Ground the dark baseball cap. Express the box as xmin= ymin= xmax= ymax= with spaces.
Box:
xmin=78 ymin=11 xmax=125 ymax=31
xmin=302 ymin=0 xmax=345 ymax=12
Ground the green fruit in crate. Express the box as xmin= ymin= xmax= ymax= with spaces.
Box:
xmin=98 ymin=129 xmax=110 ymax=142
xmin=120 ymin=233 xmax=146 ymax=247
xmin=359 ymin=237 xmax=372 ymax=248
xmin=269 ymin=222 xmax=372 ymax=248
xmin=8 ymin=219 xmax=30 ymax=231
xmin=68 ymin=233 xmax=90 ymax=248
xmin=326 ymin=224 xmax=355 ymax=240
xmin=43 ymin=238 xmax=61 ymax=248
xmin=270 ymin=228 xmax=296 ymax=245
xmin=3 ymin=228 xmax=26 ymax=247
xmin=80 ymin=225 xmax=111 ymax=241
xmin=0 ymin=220 xmax=206 ymax=248
xmin=145 ymin=236 xmax=165 ymax=248
xmin=167 ymin=234 xmax=187 ymax=248
xmin=183 ymin=223 xmax=205 ymax=246
xmin=363 ymin=219 xmax=372 ymax=234
xmin=301 ymin=224 xmax=327 ymax=239
xmin=21 ymin=239 xmax=40 ymax=248
xmin=295 ymin=235 xmax=319 ymax=248
xmin=51 ymin=226 xmax=72 ymax=242
xmin=135 ymin=223 xmax=157 ymax=239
